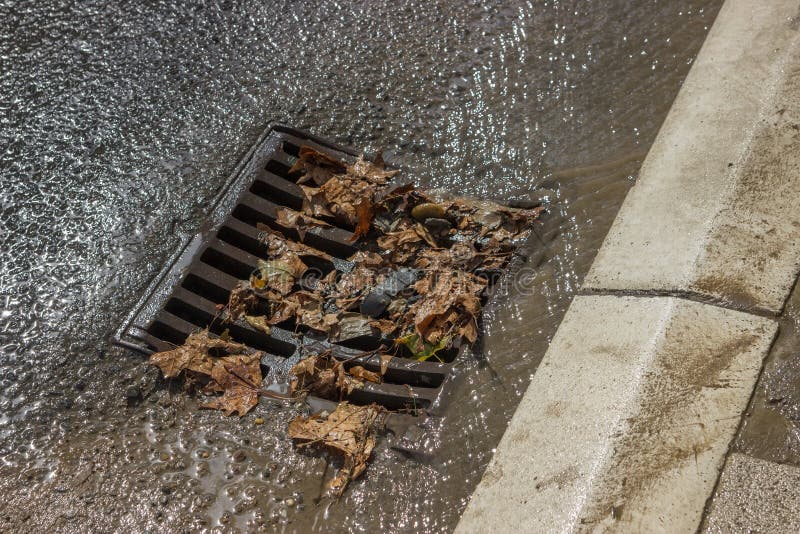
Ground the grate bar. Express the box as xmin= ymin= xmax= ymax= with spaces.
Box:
xmin=113 ymin=124 xmax=488 ymax=415
xmin=252 ymin=169 xmax=305 ymax=209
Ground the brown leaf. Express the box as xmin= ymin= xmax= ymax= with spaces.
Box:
xmin=375 ymin=225 xmax=425 ymax=265
xmin=201 ymin=354 xmax=262 ymax=416
xmin=149 ymin=331 xmax=262 ymax=417
xmin=256 ymin=224 xmax=334 ymax=263
xmin=290 ymin=354 xmax=318 ymax=378
xmin=301 ymin=173 xmax=381 ymax=227
xmin=369 ymin=319 xmax=398 ymax=336
xmin=149 ymin=330 xmax=246 ymax=379
xmin=331 ymin=266 xmax=378 ymax=304
xmin=316 ymin=176 xmax=359 ymax=225
xmin=289 ymin=352 xmax=364 ymax=398
xmin=379 ymin=354 xmax=393 ymax=376
xmin=226 ymin=283 xmax=259 ymax=322
xmin=377 ymin=227 xmax=422 ymax=249
xmin=244 ymin=315 xmax=271 ymax=334
xmin=414 ymin=222 xmax=439 ymax=248
xmin=349 ymin=365 xmax=381 ymax=383
xmin=349 ymin=196 xmax=374 ymax=243
xmin=459 ymin=315 xmax=479 ymax=343
xmin=402 ymin=270 xmax=486 ymax=345
xmin=347 ymin=155 xmax=399 ymax=185
xmin=288 ymin=402 xmax=386 ymax=496
xmin=348 ymin=250 xmax=385 ymax=268
xmin=276 ymin=207 xmax=331 ymax=241
xmin=265 ymin=292 xmax=301 ymax=324
xmin=300 ymin=184 xmax=335 ymax=220
xmin=288 ymin=145 xmax=346 ymax=186
xmin=252 ymin=256 xmax=307 ymax=296
xmin=336 ymin=364 xmax=362 ymax=395
xmin=376 ymin=182 xmax=414 ymax=205
xmin=294 ymin=291 xmax=338 ymax=333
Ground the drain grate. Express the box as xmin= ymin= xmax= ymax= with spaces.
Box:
xmin=113 ymin=124 xmax=469 ymax=413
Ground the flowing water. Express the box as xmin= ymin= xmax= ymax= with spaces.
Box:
xmin=0 ymin=0 xmax=722 ymax=531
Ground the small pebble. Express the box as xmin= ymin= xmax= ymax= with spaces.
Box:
xmin=285 ymin=498 xmax=296 ymax=507
xmin=411 ymin=202 xmax=446 ymax=221
xmin=233 ymin=450 xmax=247 ymax=462
xmin=125 ymin=386 xmax=142 ymax=401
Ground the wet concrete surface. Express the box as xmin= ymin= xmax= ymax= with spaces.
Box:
xmin=0 ymin=0 xmax=721 ymax=531
xmin=735 ymin=276 xmax=800 ymax=465
xmin=703 ymin=453 xmax=800 ymax=533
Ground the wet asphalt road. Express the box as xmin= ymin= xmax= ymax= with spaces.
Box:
xmin=0 ymin=0 xmax=721 ymax=531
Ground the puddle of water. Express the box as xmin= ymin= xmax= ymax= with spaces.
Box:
xmin=0 ymin=0 xmax=722 ymax=531
xmin=735 ymin=278 xmax=800 ymax=465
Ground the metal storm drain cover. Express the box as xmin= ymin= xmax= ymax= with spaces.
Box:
xmin=113 ymin=124 xmax=542 ymax=483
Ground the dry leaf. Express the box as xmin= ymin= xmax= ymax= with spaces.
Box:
xmin=149 ymin=330 xmax=246 ymax=378
xmin=276 ymin=207 xmax=331 ymax=241
xmin=149 ymin=331 xmax=262 ymax=417
xmin=402 ymin=269 xmax=486 ymax=345
xmin=349 ymin=365 xmax=381 ymax=383
xmin=379 ymin=354 xmax=393 ymax=376
xmin=256 ymin=224 xmax=334 ymax=262
xmin=369 ymin=318 xmax=398 ymax=336
xmin=289 ymin=352 xmax=364 ymax=398
xmin=347 ymin=155 xmax=399 ymax=184
xmin=201 ymin=354 xmax=262 ymax=416
xmin=288 ymin=145 xmax=346 ymax=186
xmin=252 ymin=256 xmax=307 ymax=296
xmin=226 ymin=283 xmax=259 ymax=322
xmin=349 ymin=196 xmax=374 ymax=242
xmin=244 ymin=315 xmax=271 ymax=334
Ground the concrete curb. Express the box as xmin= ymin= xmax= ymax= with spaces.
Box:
xmin=458 ymin=0 xmax=800 ymax=532
xmin=457 ymin=296 xmax=776 ymax=533
xmin=584 ymin=0 xmax=800 ymax=315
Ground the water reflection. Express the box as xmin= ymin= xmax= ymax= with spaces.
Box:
xmin=0 ymin=0 xmax=721 ymax=531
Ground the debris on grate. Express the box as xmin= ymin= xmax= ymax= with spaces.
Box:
xmin=113 ymin=123 xmax=544 ymax=494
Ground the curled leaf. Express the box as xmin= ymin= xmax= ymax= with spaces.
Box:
xmin=276 ymin=207 xmax=331 ymax=241
xmin=349 ymin=365 xmax=381 ymax=383
xmin=244 ymin=315 xmax=271 ymax=334
xmin=226 ymin=283 xmax=259 ymax=322
xmin=149 ymin=331 xmax=262 ymax=417
xmin=288 ymin=145 xmax=346 ymax=186
xmin=346 ymin=155 xmax=399 ymax=184
xmin=289 ymin=352 xmax=364 ymax=398
xmin=349 ymin=196 xmax=374 ymax=242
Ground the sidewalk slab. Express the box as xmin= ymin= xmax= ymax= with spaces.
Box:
xmin=456 ymin=295 xmax=776 ymax=533
xmin=703 ymin=453 xmax=800 ymax=533
xmin=583 ymin=0 xmax=800 ymax=314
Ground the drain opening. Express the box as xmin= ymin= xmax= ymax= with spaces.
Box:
xmin=113 ymin=124 xmax=538 ymax=419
